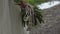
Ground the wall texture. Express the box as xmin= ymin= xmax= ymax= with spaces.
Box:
xmin=0 ymin=0 xmax=24 ymax=34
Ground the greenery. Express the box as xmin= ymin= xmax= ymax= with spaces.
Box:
xmin=14 ymin=0 xmax=46 ymax=5
xmin=14 ymin=0 xmax=45 ymax=27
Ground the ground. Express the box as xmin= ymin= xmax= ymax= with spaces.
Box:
xmin=30 ymin=4 xmax=60 ymax=34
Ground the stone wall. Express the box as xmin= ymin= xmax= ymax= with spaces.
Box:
xmin=30 ymin=4 xmax=60 ymax=34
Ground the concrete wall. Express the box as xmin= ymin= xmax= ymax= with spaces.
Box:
xmin=0 ymin=0 xmax=24 ymax=34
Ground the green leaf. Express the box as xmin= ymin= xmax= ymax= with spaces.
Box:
xmin=14 ymin=0 xmax=44 ymax=27
xmin=26 ymin=0 xmax=46 ymax=5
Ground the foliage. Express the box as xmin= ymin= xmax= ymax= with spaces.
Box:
xmin=14 ymin=0 xmax=45 ymax=27
xmin=26 ymin=0 xmax=46 ymax=5
xmin=21 ymin=7 xmax=44 ymax=26
xmin=14 ymin=0 xmax=46 ymax=5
